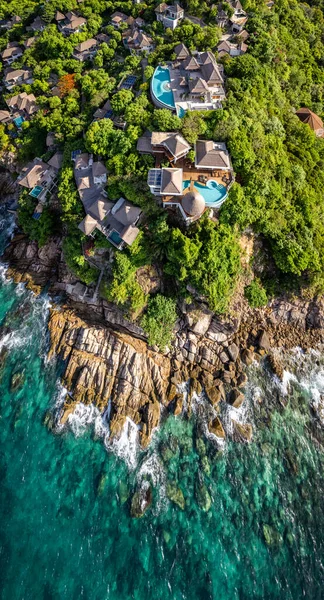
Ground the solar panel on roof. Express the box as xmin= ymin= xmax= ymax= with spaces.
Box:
xmin=148 ymin=169 xmax=162 ymax=187
xmin=33 ymin=212 xmax=42 ymax=220
xmin=104 ymin=110 xmax=114 ymax=119
xmin=120 ymin=75 xmax=137 ymax=90
xmin=71 ymin=149 xmax=82 ymax=159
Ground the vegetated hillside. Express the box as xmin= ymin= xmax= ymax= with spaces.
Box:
xmin=1 ymin=0 xmax=324 ymax=344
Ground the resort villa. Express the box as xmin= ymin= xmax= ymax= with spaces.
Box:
xmin=151 ymin=47 xmax=226 ymax=115
xmin=123 ymin=29 xmax=155 ymax=54
xmin=1 ymin=43 xmax=23 ymax=66
xmin=57 ymin=12 xmax=87 ymax=35
xmin=72 ymin=152 xmax=142 ymax=249
xmin=73 ymin=39 xmax=99 ymax=62
xmin=4 ymin=68 xmax=33 ymax=89
xmin=17 ymin=157 xmax=58 ymax=211
xmin=155 ymin=2 xmax=184 ymax=29
xmin=6 ymin=92 xmax=38 ymax=124
xmin=296 ymin=108 xmax=324 ymax=137
xmin=142 ymin=131 xmax=234 ymax=224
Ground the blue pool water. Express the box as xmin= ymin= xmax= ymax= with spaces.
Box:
xmin=151 ymin=66 xmax=175 ymax=110
xmin=29 ymin=185 xmax=43 ymax=198
xmin=13 ymin=115 xmax=24 ymax=128
xmin=183 ymin=179 xmax=227 ymax=206
xmin=178 ymin=106 xmax=186 ymax=118
xmin=108 ymin=230 xmax=123 ymax=247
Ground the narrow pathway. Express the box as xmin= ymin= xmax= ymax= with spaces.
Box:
xmin=93 ymin=268 xmax=104 ymax=300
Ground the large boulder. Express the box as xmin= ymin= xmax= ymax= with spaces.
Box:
xmin=267 ymin=351 xmax=284 ymax=379
xmin=209 ymin=416 xmax=225 ymax=439
xmin=241 ymin=348 xmax=254 ymax=366
xmin=173 ymin=394 xmax=183 ymax=416
xmin=206 ymin=386 xmax=222 ymax=406
xmin=229 ymin=388 xmax=245 ymax=409
xmin=228 ymin=342 xmax=239 ymax=362
xmin=258 ymin=330 xmax=271 ymax=352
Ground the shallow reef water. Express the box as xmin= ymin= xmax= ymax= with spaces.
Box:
xmin=1 ymin=207 xmax=324 ymax=599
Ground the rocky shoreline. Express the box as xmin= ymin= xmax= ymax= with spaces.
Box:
xmin=3 ymin=233 xmax=324 ymax=448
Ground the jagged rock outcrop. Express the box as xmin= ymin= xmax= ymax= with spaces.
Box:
xmin=4 ymin=233 xmax=324 ymax=449
xmin=4 ymin=234 xmax=62 ymax=294
xmin=48 ymin=308 xmax=171 ymax=447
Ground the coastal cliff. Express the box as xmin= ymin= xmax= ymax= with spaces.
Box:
xmin=3 ymin=233 xmax=324 ymax=447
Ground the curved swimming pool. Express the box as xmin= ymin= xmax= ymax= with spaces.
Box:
xmin=151 ymin=65 xmax=175 ymax=110
xmin=183 ymin=179 xmax=227 ymax=207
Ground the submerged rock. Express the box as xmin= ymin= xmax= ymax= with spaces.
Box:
xmin=43 ymin=410 xmax=55 ymax=431
xmin=200 ymin=455 xmax=211 ymax=476
xmin=232 ymin=421 xmax=253 ymax=443
xmin=196 ymin=437 xmax=207 ymax=457
xmin=118 ymin=480 xmax=129 ymax=504
xmin=263 ymin=524 xmax=283 ymax=547
xmin=166 ymin=481 xmax=185 ymax=510
xmin=195 ymin=479 xmax=212 ymax=512
xmin=10 ymin=370 xmax=25 ymax=392
xmin=130 ymin=481 xmax=152 ymax=518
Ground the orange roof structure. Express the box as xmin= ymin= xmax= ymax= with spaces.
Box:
xmin=296 ymin=108 xmax=324 ymax=137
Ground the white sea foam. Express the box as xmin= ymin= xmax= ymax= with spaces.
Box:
xmin=66 ymin=402 xmax=102 ymax=437
xmin=108 ymin=417 xmax=140 ymax=470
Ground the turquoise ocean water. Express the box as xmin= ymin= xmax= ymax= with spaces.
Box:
xmin=0 ymin=206 xmax=324 ymax=599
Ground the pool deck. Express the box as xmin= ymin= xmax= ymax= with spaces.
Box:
xmin=155 ymin=155 xmax=232 ymax=186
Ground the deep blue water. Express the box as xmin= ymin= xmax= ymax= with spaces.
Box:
xmin=0 ymin=206 xmax=324 ymax=599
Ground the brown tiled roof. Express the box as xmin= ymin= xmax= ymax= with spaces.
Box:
xmin=182 ymin=55 xmax=200 ymax=71
xmin=189 ymin=77 xmax=209 ymax=93
xmin=161 ymin=168 xmax=183 ymax=194
xmin=48 ymin=152 xmax=63 ymax=171
xmin=88 ymin=198 xmax=113 ymax=221
xmin=201 ymin=61 xmax=223 ymax=85
xmin=24 ymin=37 xmax=36 ymax=48
xmin=92 ymin=161 xmax=107 ymax=177
xmin=137 ymin=133 xmax=154 ymax=153
xmin=0 ymin=110 xmax=10 ymax=122
xmin=55 ymin=11 xmax=65 ymax=21
xmin=74 ymin=153 xmax=90 ymax=169
xmin=155 ymin=3 xmax=168 ymax=13
xmin=7 ymin=92 xmax=38 ymax=115
xmin=163 ymin=133 xmax=190 ymax=158
xmin=113 ymin=200 xmax=142 ymax=226
xmin=121 ymin=225 xmax=140 ymax=245
xmin=67 ymin=14 xmax=86 ymax=29
xmin=78 ymin=215 xmax=98 ymax=235
xmin=174 ymin=43 xmax=189 ymax=60
xmin=151 ymin=132 xmax=190 ymax=158
xmin=75 ymin=39 xmax=97 ymax=53
xmin=4 ymin=69 xmax=31 ymax=83
xmin=77 ymin=176 xmax=91 ymax=191
xmin=2 ymin=45 xmax=22 ymax=60
xmin=237 ymin=29 xmax=249 ymax=41
xmin=195 ymin=140 xmax=231 ymax=169
xmin=296 ymin=108 xmax=324 ymax=134
xmin=182 ymin=189 xmax=205 ymax=217
xmin=18 ymin=160 xmax=49 ymax=188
